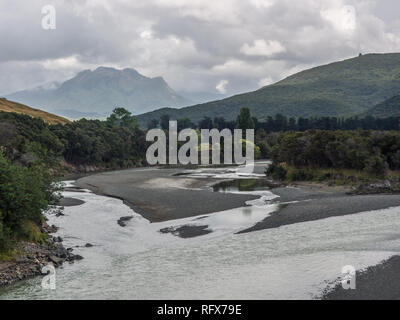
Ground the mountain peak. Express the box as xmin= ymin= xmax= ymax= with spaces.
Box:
xmin=6 ymin=66 xmax=191 ymax=118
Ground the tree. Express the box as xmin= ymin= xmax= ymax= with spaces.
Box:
xmin=160 ymin=114 xmax=170 ymax=130
xmin=198 ymin=116 xmax=213 ymax=130
xmin=0 ymin=152 xmax=60 ymax=250
xmin=107 ymin=107 xmax=138 ymax=131
xmin=365 ymin=155 xmax=388 ymax=177
xmin=147 ymin=119 xmax=159 ymax=130
xmin=177 ymin=118 xmax=194 ymax=131
xmin=274 ymin=114 xmax=287 ymax=131
xmin=236 ymin=107 xmax=255 ymax=130
xmin=213 ymin=117 xmax=227 ymax=130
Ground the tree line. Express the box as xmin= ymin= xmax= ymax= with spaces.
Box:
xmin=148 ymin=113 xmax=400 ymax=132
xmin=0 ymin=108 xmax=147 ymax=170
xmin=266 ymin=130 xmax=400 ymax=180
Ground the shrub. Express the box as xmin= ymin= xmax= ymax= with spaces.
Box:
xmin=20 ymin=220 xmax=47 ymax=244
xmin=266 ymin=163 xmax=287 ymax=180
xmin=286 ymin=168 xmax=315 ymax=181
xmin=365 ymin=156 xmax=388 ymax=177
xmin=0 ymin=152 xmax=57 ymax=251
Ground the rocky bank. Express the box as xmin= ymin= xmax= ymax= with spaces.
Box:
xmin=0 ymin=223 xmax=82 ymax=287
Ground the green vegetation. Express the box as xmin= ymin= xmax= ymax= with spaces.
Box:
xmin=145 ymin=107 xmax=400 ymax=163
xmin=254 ymin=114 xmax=400 ymax=132
xmin=363 ymin=95 xmax=400 ymax=118
xmin=0 ymin=108 xmax=147 ymax=171
xmin=137 ymin=53 xmax=400 ymax=126
xmin=0 ymin=152 xmax=59 ymax=253
xmin=268 ymin=165 xmax=400 ymax=185
xmin=236 ymin=107 xmax=255 ymax=130
xmin=266 ymin=130 xmax=400 ymax=184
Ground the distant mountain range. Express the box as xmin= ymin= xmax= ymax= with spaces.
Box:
xmin=0 ymin=98 xmax=70 ymax=125
xmin=137 ymin=53 xmax=400 ymax=126
xmin=6 ymin=67 xmax=193 ymax=119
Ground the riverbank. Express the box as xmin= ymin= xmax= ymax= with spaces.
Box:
xmin=76 ymin=167 xmax=261 ymax=222
xmin=76 ymin=166 xmax=400 ymax=231
xmin=0 ymin=223 xmax=82 ymax=287
xmin=322 ymin=256 xmax=400 ymax=300
xmin=240 ymin=186 xmax=400 ymax=233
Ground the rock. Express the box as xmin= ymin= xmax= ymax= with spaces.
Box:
xmin=84 ymin=243 xmax=93 ymax=248
xmin=53 ymin=236 xmax=63 ymax=243
xmin=370 ymin=180 xmax=391 ymax=189
xmin=41 ymin=222 xmax=58 ymax=234
xmin=72 ymin=255 xmax=84 ymax=261
xmin=353 ymin=179 xmax=395 ymax=195
xmin=117 ymin=216 xmax=133 ymax=227
xmin=49 ymin=255 xmax=64 ymax=266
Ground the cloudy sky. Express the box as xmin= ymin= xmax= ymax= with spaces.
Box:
xmin=1 ymin=0 xmax=400 ymax=96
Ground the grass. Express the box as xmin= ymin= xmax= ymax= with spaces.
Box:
xmin=0 ymin=221 xmax=48 ymax=263
xmin=0 ymin=247 xmax=21 ymax=262
xmin=19 ymin=220 xmax=47 ymax=244
xmin=0 ymin=98 xmax=70 ymax=125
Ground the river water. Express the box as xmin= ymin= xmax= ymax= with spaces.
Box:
xmin=1 ymin=174 xmax=400 ymax=299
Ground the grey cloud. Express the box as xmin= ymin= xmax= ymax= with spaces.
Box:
xmin=0 ymin=0 xmax=400 ymax=96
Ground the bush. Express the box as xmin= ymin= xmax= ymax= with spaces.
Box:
xmin=286 ymin=168 xmax=314 ymax=181
xmin=0 ymin=152 xmax=57 ymax=251
xmin=20 ymin=220 xmax=47 ymax=244
xmin=365 ymin=156 xmax=388 ymax=177
xmin=266 ymin=163 xmax=287 ymax=180
xmin=268 ymin=130 xmax=400 ymax=176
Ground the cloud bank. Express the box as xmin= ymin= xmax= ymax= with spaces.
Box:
xmin=1 ymin=0 xmax=400 ymax=96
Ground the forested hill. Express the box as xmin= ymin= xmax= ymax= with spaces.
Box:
xmin=362 ymin=95 xmax=400 ymax=118
xmin=0 ymin=98 xmax=70 ymax=125
xmin=137 ymin=53 xmax=400 ymax=126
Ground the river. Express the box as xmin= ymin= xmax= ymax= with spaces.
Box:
xmin=1 ymin=169 xmax=400 ymax=299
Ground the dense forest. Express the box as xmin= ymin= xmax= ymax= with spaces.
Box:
xmin=266 ymin=130 xmax=400 ymax=183
xmin=0 ymin=108 xmax=147 ymax=171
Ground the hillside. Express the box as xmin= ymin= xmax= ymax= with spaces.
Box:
xmin=362 ymin=94 xmax=400 ymax=118
xmin=0 ymin=98 xmax=70 ymax=125
xmin=6 ymin=67 xmax=192 ymax=119
xmin=137 ymin=53 xmax=400 ymax=126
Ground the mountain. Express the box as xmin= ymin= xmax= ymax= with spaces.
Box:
xmin=0 ymin=98 xmax=70 ymax=125
xmin=177 ymin=91 xmax=228 ymax=104
xmin=137 ymin=53 xmax=400 ymax=126
xmin=362 ymin=94 xmax=400 ymax=118
xmin=6 ymin=67 xmax=192 ymax=119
